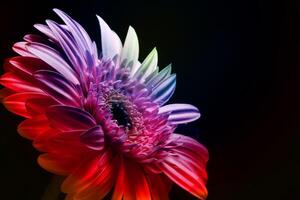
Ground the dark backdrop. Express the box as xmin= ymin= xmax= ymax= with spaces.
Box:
xmin=1 ymin=0 xmax=300 ymax=199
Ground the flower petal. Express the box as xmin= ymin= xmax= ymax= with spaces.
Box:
xmin=18 ymin=115 xmax=49 ymax=139
xmin=123 ymin=161 xmax=151 ymax=200
xmin=9 ymin=56 xmax=51 ymax=76
xmin=133 ymin=48 xmax=158 ymax=81
xmin=12 ymin=42 xmax=35 ymax=57
xmin=46 ymin=20 xmax=85 ymax=74
xmin=147 ymin=173 xmax=172 ymax=200
xmin=121 ymin=26 xmax=139 ymax=73
xmin=46 ymin=105 xmax=96 ymax=132
xmin=34 ymin=70 xmax=80 ymax=107
xmin=2 ymin=92 xmax=45 ymax=118
xmin=152 ymin=74 xmax=176 ymax=105
xmin=97 ymin=15 xmax=122 ymax=60
xmin=25 ymin=42 xmax=79 ymax=85
xmin=146 ymin=64 xmax=172 ymax=88
xmin=80 ymin=126 xmax=105 ymax=151
xmin=159 ymin=103 xmax=200 ymax=124
xmin=161 ymin=134 xmax=208 ymax=199
xmin=0 ymin=72 xmax=41 ymax=93
xmin=53 ymin=8 xmax=92 ymax=54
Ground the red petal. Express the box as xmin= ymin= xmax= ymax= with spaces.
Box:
xmin=161 ymin=134 xmax=209 ymax=199
xmin=147 ymin=173 xmax=172 ymax=200
xmin=0 ymin=72 xmax=41 ymax=93
xmin=61 ymin=150 xmax=111 ymax=194
xmin=38 ymin=153 xmax=78 ymax=176
xmin=112 ymin=156 xmax=125 ymax=200
xmin=3 ymin=92 xmax=46 ymax=118
xmin=8 ymin=56 xmax=51 ymax=76
xmin=17 ymin=115 xmax=49 ymax=139
xmin=123 ymin=161 xmax=151 ymax=200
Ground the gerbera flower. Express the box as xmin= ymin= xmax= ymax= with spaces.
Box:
xmin=0 ymin=9 xmax=208 ymax=200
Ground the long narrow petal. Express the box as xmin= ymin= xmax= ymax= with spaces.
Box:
xmin=152 ymin=74 xmax=176 ymax=105
xmin=133 ymin=48 xmax=158 ymax=81
xmin=34 ymin=70 xmax=80 ymax=107
xmin=147 ymin=173 xmax=172 ymax=200
xmin=159 ymin=103 xmax=200 ymax=124
xmin=121 ymin=26 xmax=139 ymax=73
xmin=12 ymin=42 xmax=35 ymax=57
xmin=25 ymin=43 xmax=79 ymax=84
xmin=46 ymin=105 xmax=96 ymax=132
xmin=97 ymin=15 xmax=122 ymax=60
xmin=161 ymin=134 xmax=208 ymax=199
xmin=0 ymin=72 xmax=41 ymax=92
xmin=9 ymin=56 xmax=51 ymax=76
xmin=2 ymin=92 xmax=45 ymax=118
xmin=146 ymin=64 xmax=172 ymax=88
xmin=123 ymin=161 xmax=151 ymax=200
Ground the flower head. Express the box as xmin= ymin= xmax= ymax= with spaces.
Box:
xmin=0 ymin=9 xmax=208 ymax=199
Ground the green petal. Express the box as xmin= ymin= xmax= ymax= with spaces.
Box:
xmin=133 ymin=47 xmax=158 ymax=81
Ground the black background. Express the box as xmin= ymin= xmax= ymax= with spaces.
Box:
xmin=1 ymin=0 xmax=300 ymax=199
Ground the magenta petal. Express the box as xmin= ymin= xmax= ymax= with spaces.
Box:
xmin=34 ymin=70 xmax=80 ymax=107
xmin=46 ymin=105 xmax=96 ymax=132
xmin=80 ymin=126 xmax=105 ymax=150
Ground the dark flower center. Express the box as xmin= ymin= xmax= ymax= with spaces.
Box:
xmin=110 ymin=101 xmax=132 ymax=129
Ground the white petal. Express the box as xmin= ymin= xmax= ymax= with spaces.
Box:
xmin=97 ymin=15 xmax=122 ymax=60
xmin=121 ymin=26 xmax=139 ymax=72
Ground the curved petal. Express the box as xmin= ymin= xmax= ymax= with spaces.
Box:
xmin=121 ymin=26 xmax=139 ymax=73
xmin=9 ymin=56 xmax=51 ymax=76
xmin=34 ymin=70 xmax=80 ymax=107
xmin=0 ymin=72 xmax=42 ymax=93
xmin=80 ymin=126 xmax=105 ymax=151
xmin=61 ymin=150 xmax=113 ymax=196
xmin=146 ymin=64 xmax=172 ymax=88
xmin=133 ymin=48 xmax=158 ymax=81
xmin=12 ymin=42 xmax=35 ymax=57
xmin=25 ymin=42 xmax=79 ymax=85
xmin=97 ymin=15 xmax=122 ymax=60
xmin=18 ymin=115 xmax=49 ymax=139
xmin=123 ymin=160 xmax=151 ymax=200
xmin=159 ymin=103 xmax=201 ymax=124
xmin=160 ymin=134 xmax=208 ymax=199
xmin=152 ymin=74 xmax=176 ymax=105
xmin=46 ymin=105 xmax=96 ymax=132
xmin=147 ymin=173 xmax=172 ymax=200
xmin=2 ymin=92 xmax=46 ymax=118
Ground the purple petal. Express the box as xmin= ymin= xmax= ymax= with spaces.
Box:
xmin=80 ymin=126 xmax=105 ymax=150
xmin=25 ymin=42 xmax=79 ymax=85
xmin=46 ymin=20 xmax=85 ymax=73
xmin=159 ymin=104 xmax=200 ymax=124
xmin=53 ymin=9 xmax=92 ymax=54
xmin=34 ymin=70 xmax=80 ymax=107
xmin=34 ymin=24 xmax=58 ymax=42
xmin=46 ymin=105 xmax=96 ymax=132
